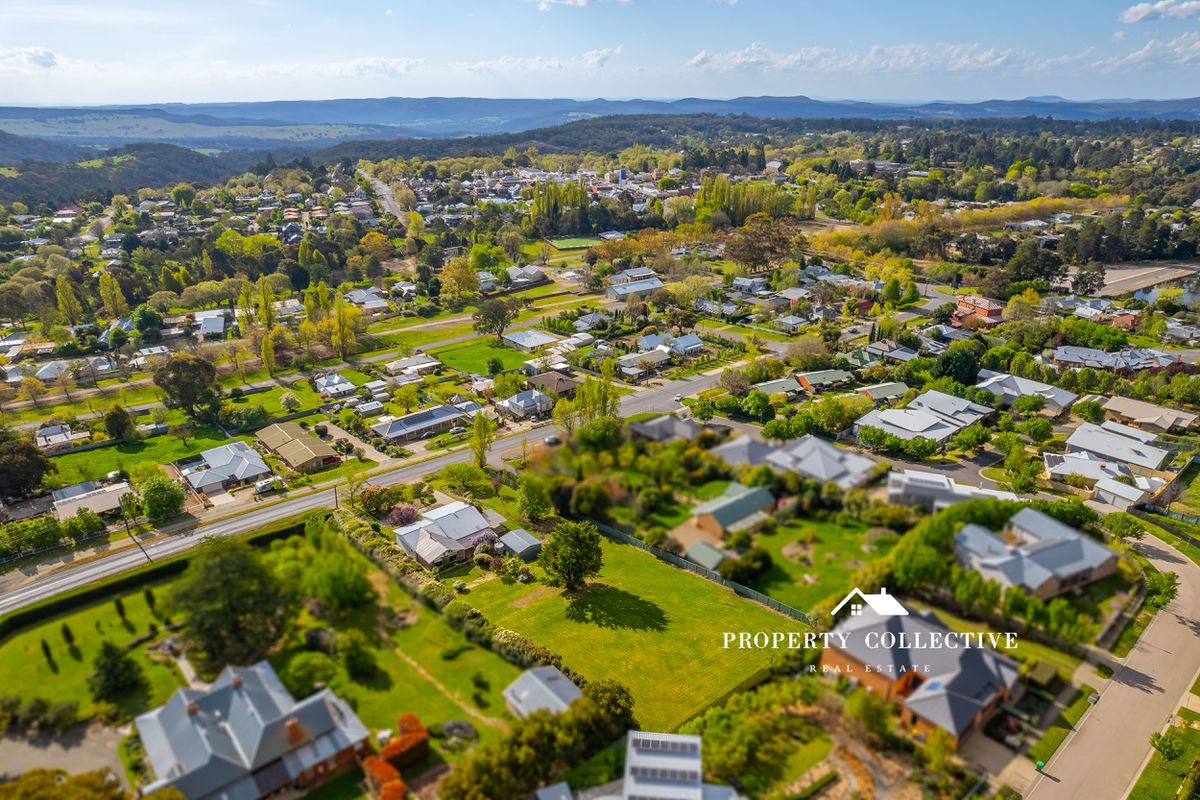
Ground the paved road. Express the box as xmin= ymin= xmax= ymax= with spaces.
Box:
xmin=1026 ymin=536 xmax=1200 ymax=800
xmin=0 ymin=367 xmax=715 ymax=616
xmin=1094 ymin=263 xmax=1200 ymax=298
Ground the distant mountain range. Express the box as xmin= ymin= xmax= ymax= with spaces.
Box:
xmin=3 ymin=95 xmax=1200 ymax=150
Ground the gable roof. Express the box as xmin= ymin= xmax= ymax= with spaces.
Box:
xmin=831 ymin=609 xmax=1019 ymax=737
xmin=135 ymin=661 xmax=368 ymax=800
xmin=1102 ymin=396 xmax=1197 ymax=431
xmin=691 ymin=483 xmax=774 ymax=530
xmin=502 ymin=666 xmax=582 ymax=717
xmin=1065 ymin=422 xmax=1168 ymax=470
xmin=182 ymin=442 xmax=271 ymax=491
xmin=766 ymin=434 xmax=877 ymax=490
xmin=628 ymin=414 xmax=703 ymax=443
xmin=975 ymin=370 xmax=1078 ymax=411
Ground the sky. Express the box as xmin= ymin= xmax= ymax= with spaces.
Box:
xmin=2 ymin=0 xmax=1200 ymax=105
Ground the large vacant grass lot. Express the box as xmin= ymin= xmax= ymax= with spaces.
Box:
xmin=48 ymin=424 xmax=230 ymax=486
xmin=0 ymin=580 xmax=183 ymax=721
xmin=463 ymin=538 xmax=804 ymax=731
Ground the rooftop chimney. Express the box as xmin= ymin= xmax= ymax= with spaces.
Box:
xmin=231 ymin=675 xmax=243 ymax=689
xmin=285 ymin=717 xmax=304 ymax=745
xmin=186 ymin=702 xmax=198 ymax=716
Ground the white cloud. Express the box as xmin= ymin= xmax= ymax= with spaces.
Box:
xmin=534 ymin=0 xmax=630 ymax=10
xmin=453 ymin=45 xmax=621 ymax=75
xmin=1120 ymin=0 xmax=1200 ymax=22
xmin=684 ymin=42 xmax=1020 ymax=74
xmin=384 ymin=7 xmax=393 ymax=13
xmin=0 ymin=47 xmax=62 ymax=71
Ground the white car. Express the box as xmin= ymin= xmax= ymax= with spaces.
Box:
xmin=674 ymin=393 xmax=683 ymax=402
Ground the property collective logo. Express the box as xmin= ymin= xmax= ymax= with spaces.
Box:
xmin=721 ymin=587 xmax=1020 ymax=657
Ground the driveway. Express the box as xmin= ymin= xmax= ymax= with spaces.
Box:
xmin=0 ymin=724 xmax=125 ymax=785
xmin=1026 ymin=536 xmax=1200 ymax=799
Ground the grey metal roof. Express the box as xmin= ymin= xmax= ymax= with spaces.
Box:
xmin=502 ymin=666 xmax=582 ymax=718
xmin=1065 ymin=422 xmax=1168 ymax=470
xmin=974 ymin=370 xmax=1077 ymax=411
xmin=628 ymin=414 xmax=703 ymax=442
xmin=692 ymin=483 xmax=774 ymax=530
xmin=183 ymin=442 xmax=271 ymax=492
xmin=136 ymin=662 xmax=368 ymax=800
xmin=766 ymin=435 xmax=877 ymax=490
xmin=371 ymin=404 xmax=465 ymax=440
xmin=709 ymin=435 xmax=776 ymax=468
xmin=832 ymin=610 xmax=1019 ymax=737
xmin=500 ymin=528 xmax=541 ymax=557
xmin=954 ymin=507 xmax=1117 ymax=594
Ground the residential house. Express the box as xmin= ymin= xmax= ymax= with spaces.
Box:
xmin=498 ymin=529 xmax=542 ymax=561
xmin=610 ymin=266 xmax=658 ymax=284
xmin=1065 ymin=421 xmax=1169 ymax=471
xmin=690 ymin=483 xmax=774 ymax=539
xmin=354 ymin=400 xmax=384 ymax=417
xmin=35 ymin=423 xmax=89 ymax=452
xmin=855 ymin=390 xmax=992 ymax=446
xmin=694 ymin=298 xmax=740 ymax=318
xmin=606 ymin=277 xmax=665 ymax=301
xmin=954 ymin=507 xmax=1119 ymax=599
xmin=507 ymin=265 xmax=548 ymax=287
xmin=51 ymin=480 xmax=132 ymax=522
xmin=502 ymin=329 xmax=560 ymax=353
xmin=134 ymin=661 xmax=369 ymax=800
xmin=952 ymin=295 xmax=1004 ymax=328
xmin=526 ymin=371 xmax=582 ymax=399
xmin=1051 ymin=346 xmax=1179 ymax=372
xmin=821 ymin=605 xmax=1020 ymax=748
xmin=256 ymin=423 xmax=340 ymax=474
xmin=497 ymin=388 xmax=555 ymax=419
xmin=856 ymin=382 xmax=909 ymax=404
xmin=371 ymin=405 xmax=465 ymax=442
xmin=502 ymin=666 xmax=581 ymax=719
xmin=628 ymin=414 xmax=705 ymax=443
xmin=773 ymin=314 xmax=807 ymax=333
xmin=573 ymin=311 xmax=612 ymax=332
xmin=34 ymin=360 xmax=69 ymax=382
xmin=731 ymin=276 xmax=770 ymax=294
xmin=1092 ymin=477 xmax=1146 ymax=510
xmin=795 ymin=369 xmax=853 ymax=393
xmin=313 ymin=373 xmax=356 ymax=398
xmin=764 ymin=434 xmax=878 ymax=490
xmin=1042 ymin=452 xmax=1135 ymax=485
xmin=180 ymin=442 xmax=273 ymax=494
xmin=974 ymin=370 xmax=1078 ymax=414
xmin=621 ymin=731 xmax=743 ymax=800
xmin=775 ymin=286 xmax=810 ymax=306
xmin=384 ymin=353 xmax=440 ymax=378
xmin=753 ymin=377 xmax=804 ymax=400
xmin=1102 ymin=396 xmax=1197 ymax=433
xmin=615 ymin=348 xmax=671 ymax=380
xmin=887 ymin=469 xmax=1018 ymax=510
xmin=345 ymin=286 xmax=390 ymax=316
xmin=393 ymin=500 xmax=501 ymax=569
xmin=707 ymin=435 xmax=776 ymax=470
xmin=196 ymin=315 xmax=225 ymax=340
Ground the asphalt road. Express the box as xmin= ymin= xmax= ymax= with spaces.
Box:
xmin=0 ymin=368 xmax=720 ymax=616
xmin=1026 ymin=536 xmax=1200 ymax=800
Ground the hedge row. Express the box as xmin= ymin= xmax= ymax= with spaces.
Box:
xmin=0 ymin=519 xmax=308 ymax=642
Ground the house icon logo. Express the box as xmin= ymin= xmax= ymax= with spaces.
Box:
xmin=831 ymin=587 xmax=909 ymax=617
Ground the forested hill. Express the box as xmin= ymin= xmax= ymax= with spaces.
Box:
xmin=7 ymin=113 xmax=1200 ymax=206
xmin=0 ymin=144 xmax=298 ymax=206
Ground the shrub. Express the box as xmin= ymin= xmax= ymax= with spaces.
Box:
xmin=280 ymin=652 xmax=339 ymax=697
xmin=380 ymin=712 xmax=430 ymax=769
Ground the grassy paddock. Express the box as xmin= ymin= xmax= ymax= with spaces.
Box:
xmin=48 ymin=425 xmax=230 ymax=486
xmin=463 ymin=538 xmax=802 ymax=731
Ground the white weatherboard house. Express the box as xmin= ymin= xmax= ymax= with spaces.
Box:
xmin=620 ymin=731 xmax=745 ymax=800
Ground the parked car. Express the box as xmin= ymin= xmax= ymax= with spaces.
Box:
xmin=543 ymin=434 xmax=562 ymax=446
xmin=448 ymin=426 xmax=467 ymax=435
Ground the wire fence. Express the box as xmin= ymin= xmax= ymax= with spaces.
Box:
xmin=585 ymin=518 xmax=812 ymax=625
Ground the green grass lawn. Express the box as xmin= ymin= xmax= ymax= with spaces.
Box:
xmin=0 ymin=579 xmax=183 ymax=721
xmin=463 ymin=538 xmax=803 ymax=731
xmin=48 ymin=425 xmax=230 ymax=486
xmin=747 ymin=518 xmax=898 ymax=612
xmin=1142 ymin=516 xmax=1200 ymax=567
xmin=2 ymin=382 xmax=166 ymax=427
xmin=906 ymin=600 xmax=1083 ymax=680
xmin=1027 ymin=685 xmax=1095 ymax=764
xmin=1168 ymin=461 xmax=1200 ymax=517
xmin=431 ymin=340 xmax=530 ymax=375
xmin=548 ymin=236 xmax=602 ymax=249
xmin=1129 ymin=709 xmax=1200 ymax=799
xmin=264 ymin=535 xmax=522 ymax=770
